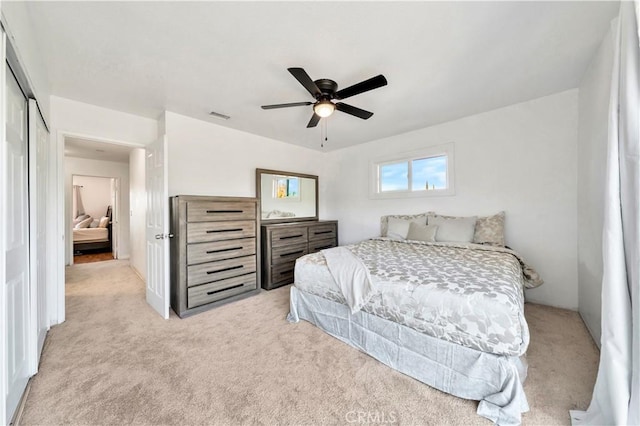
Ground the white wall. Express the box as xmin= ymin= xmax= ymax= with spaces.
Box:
xmin=50 ymin=96 xmax=157 ymax=145
xmin=64 ymin=157 xmax=130 ymax=264
xmin=325 ymin=90 xmax=579 ymax=309
xmin=165 ymin=112 xmax=329 ymax=218
xmin=129 ymin=148 xmax=146 ymax=279
xmin=577 ymin=23 xmax=615 ymax=345
xmin=1 ymin=2 xmax=51 ymax=121
xmin=72 ymin=175 xmax=112 ymax=221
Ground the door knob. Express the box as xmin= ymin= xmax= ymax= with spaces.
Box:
xmin=155 ymin=233 xmax=174 ymax=240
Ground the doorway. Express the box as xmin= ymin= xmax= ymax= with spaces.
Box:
xmin=71 ymin=175 xmax=118 ymax=264
xmin=63 ymin=136 xmax=143 ymax=271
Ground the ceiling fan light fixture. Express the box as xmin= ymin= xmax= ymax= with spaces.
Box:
xmin=314 ymin=100 xmax=335 ymax=118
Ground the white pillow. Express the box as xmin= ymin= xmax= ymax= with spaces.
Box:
xmin=387 ymin=216 xmax=426 ymax=240
xmin=406 ymin=223 xmax=438 ymax=242
xmin=74 ymin=216 xmax=93 ymax=229
xmin=428 ymin=215 xmax=477 ymax=242
xmin=98 ymin=216 xmax=110 ymax=228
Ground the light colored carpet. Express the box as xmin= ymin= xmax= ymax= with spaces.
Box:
xmin=20 ymin=260 xmax=599 ymax=425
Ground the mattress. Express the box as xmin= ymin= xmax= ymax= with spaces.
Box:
xmin=73 ymin=227 xmax=108 ymax=243
xmin=294 ymin=238 xmax=539 ymax=357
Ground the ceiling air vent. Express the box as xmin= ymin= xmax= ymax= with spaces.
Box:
xmin=209 ymin=111 xmax=230 ymax=120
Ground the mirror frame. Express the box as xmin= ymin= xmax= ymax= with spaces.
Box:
xmin=256 ymin=168 xmax=319 ymax=224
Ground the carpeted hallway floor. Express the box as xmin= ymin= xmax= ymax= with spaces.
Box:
xmin=20 ymin=260 xmax=599 ymax=425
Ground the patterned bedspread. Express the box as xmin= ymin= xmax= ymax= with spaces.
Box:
xmin=294 ymin=238 xmax=542 ymax=356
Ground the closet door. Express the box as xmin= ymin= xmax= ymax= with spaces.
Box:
xmin=28 ymin=98 xmax=49 ymax=366
xmin=4 ymin=64 xmax=30 ymax=423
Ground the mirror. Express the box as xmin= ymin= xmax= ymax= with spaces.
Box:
xmin=256 ymin=168 xmax=318 ymax=223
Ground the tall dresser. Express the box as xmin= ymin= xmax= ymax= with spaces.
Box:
xmin=261 ymin=221 xmax=338 ymax=290
xmin=170 ymin=195 xmax=260 ymax=318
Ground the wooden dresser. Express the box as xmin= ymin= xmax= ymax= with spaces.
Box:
xmin=170 ymin=195 xmax=260 ymax=318
xmin=261 ymin=221 xmax=338 ymax=290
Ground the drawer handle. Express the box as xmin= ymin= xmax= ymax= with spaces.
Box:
xmin=280 ymin=234 xmax=303 ymax=240
xmin=207 ymin=265 xmax=243 ymax=274
xmin=316 ymin=245 xmax=334 ymax=250
xmin=280 ymin=250 xmax=304 ymax=257
xmin=207 ymin=283 xmax=244 ymax=295
xmin=314 ymin=230 xmax=333 ymax=235
xmin=279 ymin=270 xmax=293 ymax=275
xmin=206 ymin=228 xmax=243 ymax=234
xmin=206 ymin=209 xmax=244 ymax=214
xmin=206 ymin=247 xmax=242 ymax=254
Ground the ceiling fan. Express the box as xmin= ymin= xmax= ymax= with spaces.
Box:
xmin=261 ymin=67 xmax=388 ymax=128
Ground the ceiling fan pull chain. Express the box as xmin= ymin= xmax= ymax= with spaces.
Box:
xmin=325 ymin=119 xmax=328 ymax=147
xmin=321 ymin=118 xmax=328 ymax=148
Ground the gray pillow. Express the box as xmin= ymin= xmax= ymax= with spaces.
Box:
xmin=406 ymin=223 xmax=438 ymax=242
xmin=473 ymin=211 xmax=506 ymax=246
xmin=386 ymin=216 xmax=426 ymax=240
xmin=428 ymin=215 xmax=477 ymax=242
xmin=380 ymin=212 xmax=433 ymax=237
xmin=73 ymin=214 xmax=90 ymax=226
xmin=74 ymin=216 xmax=93 ymax=229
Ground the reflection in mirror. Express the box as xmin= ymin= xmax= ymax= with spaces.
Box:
xmin=256 ymin=169 xmax=318 ymax=222
xmin=273 ymin=176 xmax=300 ymax=200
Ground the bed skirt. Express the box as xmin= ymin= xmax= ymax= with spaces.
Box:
xmin=287 ymin=285 xmax=529 ymax=426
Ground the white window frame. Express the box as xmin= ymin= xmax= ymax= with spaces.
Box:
xmin=369 ymin=142 xmax=455 ymax=199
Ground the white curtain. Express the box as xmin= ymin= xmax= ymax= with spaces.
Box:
xmin=571 ymin=2 xmax=640 ymax=425
xmin=72 ymin=185 xmax=85 ymax=219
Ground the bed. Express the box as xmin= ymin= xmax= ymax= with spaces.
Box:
xmin=287 ymin=213 xmax=543 ymax=425
xmin=73 ymin=206 xmax=112 ymax=253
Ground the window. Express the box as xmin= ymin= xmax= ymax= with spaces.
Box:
xmin=370 ymin=143 xmax=455 ymax=198
xmin=272 ymin=176 xmax=300 ymax=200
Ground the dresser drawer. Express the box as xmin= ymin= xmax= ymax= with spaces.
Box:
xmin=187 ymin=255 xmax=256 ymax=287
xmin=308 ymin=223 xmax=337 ymax=241
xmin=187 ymin=201 xmax=256 ymax=222
xmin=187 ymin=238 xmax=256 ymax=265
xmin=308 ymin=238 xmax=337 ymax=253
xmin=187 ymin=220 xmax=255 ymax=244
xmin=270 ymin=227 xmax=308 ymax=247
xmin=270 ymin=262 xmax=296 ymax=287
xmin=187 ymin=273 xmax=257 ymax=308
xmin=271 ymin=242 xmax=308 ymax=265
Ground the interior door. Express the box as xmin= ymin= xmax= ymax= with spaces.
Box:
xmin=110 ymin=177 xmax=118 ymax=259
xmin=5 ymin=64 xmax=30 ymax=424
xmin=145 ymin=134 xmax=169 ymax=319
xmin=28 ymin=99 xmax=48 ymax=367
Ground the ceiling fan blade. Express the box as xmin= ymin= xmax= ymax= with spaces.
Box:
xmin=335 ymin=102 xmax=374 ymax=120
xmin=288 ymin=67 xmax=321 ymax=98
xmin=334 ymin=74 xmax=387 ymax=100
xmin=307 ymin=113 xmax=321 ymax=128
xmin=261 ymin=102 xmax=313 ymax=110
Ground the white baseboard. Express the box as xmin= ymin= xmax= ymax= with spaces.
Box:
xmin=10 ymin=378 xmax=31 ymax=426
xmin=130 ymin=265 xmax=145 ymax=282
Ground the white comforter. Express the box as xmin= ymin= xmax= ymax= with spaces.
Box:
xmin=295 ymin=238 xmax=541 ymax=357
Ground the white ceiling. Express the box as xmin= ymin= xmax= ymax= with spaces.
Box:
xmin=65 ymin=137 xmax=133 ymax=163
xmin=28 ymin=1 xmax=619 ymax=151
